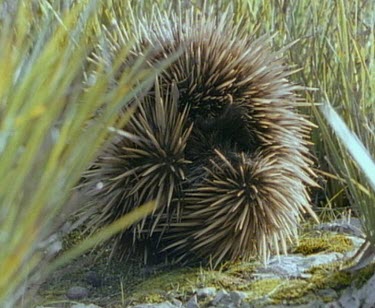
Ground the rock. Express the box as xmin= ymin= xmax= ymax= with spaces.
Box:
xmin=171 ymin=298 xmax=183 ymax=307
xmin=256 ymin=253 xmax=343 ymax=279
xmin=70 ymin=304 xmax=102 ymax=308
xmin=212 ymin=290 xmax=231 ymax=306
xmin=348 ymin=236 xmax=366 ymax=249
xmin=334 ymin=272 xmax=375 ymax=308
xmin=362 ymin=276 xmax=375 ymax=308
xmin=229 ymin=291 xmax=248 ymax=306
xmin=186 ymin=294 xmax=199 ymax=308
xmin=316 ymin=288 xmax=338 ymax=301
xmin=315 ymin=221 xmax=364 ymax=238
xmin=335 ymin=287 xmax=361 ymax=308
xmin=132 ymin=302 xmax=179 ymax=308
xmin=264 ymin=300 xmax=325 ymax=308
xmin=66 ymin=286 xmax=89 ymax=300
xmin=196 ymin=287 xmax=216 ymax=298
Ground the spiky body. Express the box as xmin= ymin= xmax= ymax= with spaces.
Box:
xmin=83 ymin=8 xmax=318 ymax=265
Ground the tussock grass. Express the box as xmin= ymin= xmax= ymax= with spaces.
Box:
xmin=0 ymin=1 xmax=157 ymax=306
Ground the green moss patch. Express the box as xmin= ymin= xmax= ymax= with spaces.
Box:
xmin=309 ymin=262 xmax=375 ymax=290
xmin=292 ymin=233 xmax=353 ymax=255
xmin=129 ymin=262 xmax=257 ymax=304
xmin=264 ymin=261 xmax=375 ymax=305
xmin=38 ymin=231 xmax=374 ymax=307
xmin=246 ymin=278 xmax=282 ymax=299
xmin=271 ymin=280 xmax=315 ymax=304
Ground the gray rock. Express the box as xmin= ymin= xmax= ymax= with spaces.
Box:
xmin=303 ymin=253 xmax=344 ymax=268
xmin=315 ymin=221 xmax=363 ymax=237
xmin=66 ymin=286 xmax=89 ymax=300
xmin=229 ymin=291 xmax=248 ymax=306
xmin=336 ymin=286 xmax=361 ymax=308
xmin=348 ymin=236 xmax=366 ymax=249
xmin=256 ymin=253 xmax=343 ymax=279
xmin=328 ymin=272 xmax=375 ymax=308
xmin=186 ymin=294 xmax=199 ymax=308
xmin=196 ymin=287 xmax=216 ymax=298
xmin=264 ymin=300 xmax=325 ymax=308
xmin=171 ymin=298 xmax=183 ymax=307
xmin=316 ymin=288 xmax=338 ymax=301
xmin=132 ymin=302 xmax=179 ymax=308
xmin=212 ymin=290 xmax=231 ymax=306
xmin=70 ymin=304 xmax=102 ymax=308
xmin=362 ymin=278 xmax=375 ymax=308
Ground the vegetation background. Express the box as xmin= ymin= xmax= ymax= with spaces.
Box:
xmin=0 ymin=0 xmax=373 ymax=306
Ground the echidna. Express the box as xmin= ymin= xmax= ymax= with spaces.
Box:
xmin=83 ymin=7 xmax=318 ymax=265
xmin=83 ymin=81 xmax=192 ymax=259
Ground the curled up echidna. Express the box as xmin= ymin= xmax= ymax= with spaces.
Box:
xmin=82 ymin=8 xmax=319 ymax=266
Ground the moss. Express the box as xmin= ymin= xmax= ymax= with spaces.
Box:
xmin=312 ymin=270 xmax=351 ymax=290
xmin=270 ymin=261 xmax=375 ymax=306
xmin=133 ymin=293 xmax=166 ymax=304
xmin=129 ymin=264 xmax=254 ymax=301
xmin=309 ymin=262 xmax=351 ymax=290
xmin=271 ymin=280 xmax=315 ymax=304
xmin=39 ymin=230 xmax=375 ymax=307
xmin=131 ymin=268 xmax=199 ymax=296
xmin=246 ymin=278 xmax=282 ymax=298
xmin=266 ymin=261 xmax=375 ymax=305
xmin=308 ymin=261 xmax=375 ymax=290
xmin=292 ymin=233 xmax=353 ymax=255
xmin=353 ymin=263 xmax=375 ymax=287
xmin=128 ymin=261 xmax=261 ymax=303
xmin=220 ymin=261 xmax=257 ymax=279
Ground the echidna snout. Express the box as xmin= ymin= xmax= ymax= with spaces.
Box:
xmin=193 ymin=104 xmax=259 ymax=152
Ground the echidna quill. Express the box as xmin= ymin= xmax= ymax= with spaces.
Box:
xmin=82 ymin=8 xmax=319 ymax=265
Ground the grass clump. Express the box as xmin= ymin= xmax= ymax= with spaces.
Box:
xmin=0 ymin=1 xmax=157 ymax=306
